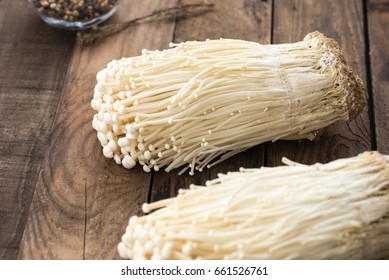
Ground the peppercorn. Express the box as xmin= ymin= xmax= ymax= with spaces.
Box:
xmin=31 ymin=0 xmax=118 ymax=22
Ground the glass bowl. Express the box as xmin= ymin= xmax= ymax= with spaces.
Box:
xmin=29 ymin=0 xmax=121 ymax=30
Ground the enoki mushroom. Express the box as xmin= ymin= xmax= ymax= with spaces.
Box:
xmin=91 ymin=32 xmax=365 ymax=174
xmin=118 ymin=151 xmax=389 ymax=260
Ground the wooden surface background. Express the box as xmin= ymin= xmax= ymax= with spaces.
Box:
xmin=0 ymin=0 xmax=388 ymax=259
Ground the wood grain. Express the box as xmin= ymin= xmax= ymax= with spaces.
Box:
xmin=18 ymin=0 xmax=177 ymax=259
xmin=150 ymin=0 xmax=272 ymax=203
xmin=267 ymin=0 xmax=371 ymax=166
xmin=367 ymin=0 xmax=389 ymax=153
xmin=0 ymin=0 xmax=74 ymax=259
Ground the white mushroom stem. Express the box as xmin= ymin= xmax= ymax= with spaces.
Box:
xmin=92 ymin=32 xmax=365 ymax=174
xmin=118 ymin=151 xmax=389 ymax=260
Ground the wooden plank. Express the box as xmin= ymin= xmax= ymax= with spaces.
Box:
xmin=0 ymin=1 xmax=74 ymax=259
xmin=18 ymin=1 xmax=177 ymax=259
xmin=267 ymin=0 xmax=371 ymax=166
xmin=150 ymin=0 xmax=273 ymax=203
xmin=367 ymin=0 xmax=389 ymax=153
xmin=83 ymin=0 xmax=178 ymax=260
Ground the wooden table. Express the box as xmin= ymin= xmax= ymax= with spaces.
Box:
xmin=0 ymin=0 xmax=388 ymax=259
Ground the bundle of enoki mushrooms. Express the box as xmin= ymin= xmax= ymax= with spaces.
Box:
xmin=118 ymin=151 xmax=389 ymax=260
xmin=91 ymin=32 xmax=365 ymax=175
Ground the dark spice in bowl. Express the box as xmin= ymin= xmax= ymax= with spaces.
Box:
xmin=31 ymin=0 xmax=119 ymax=22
